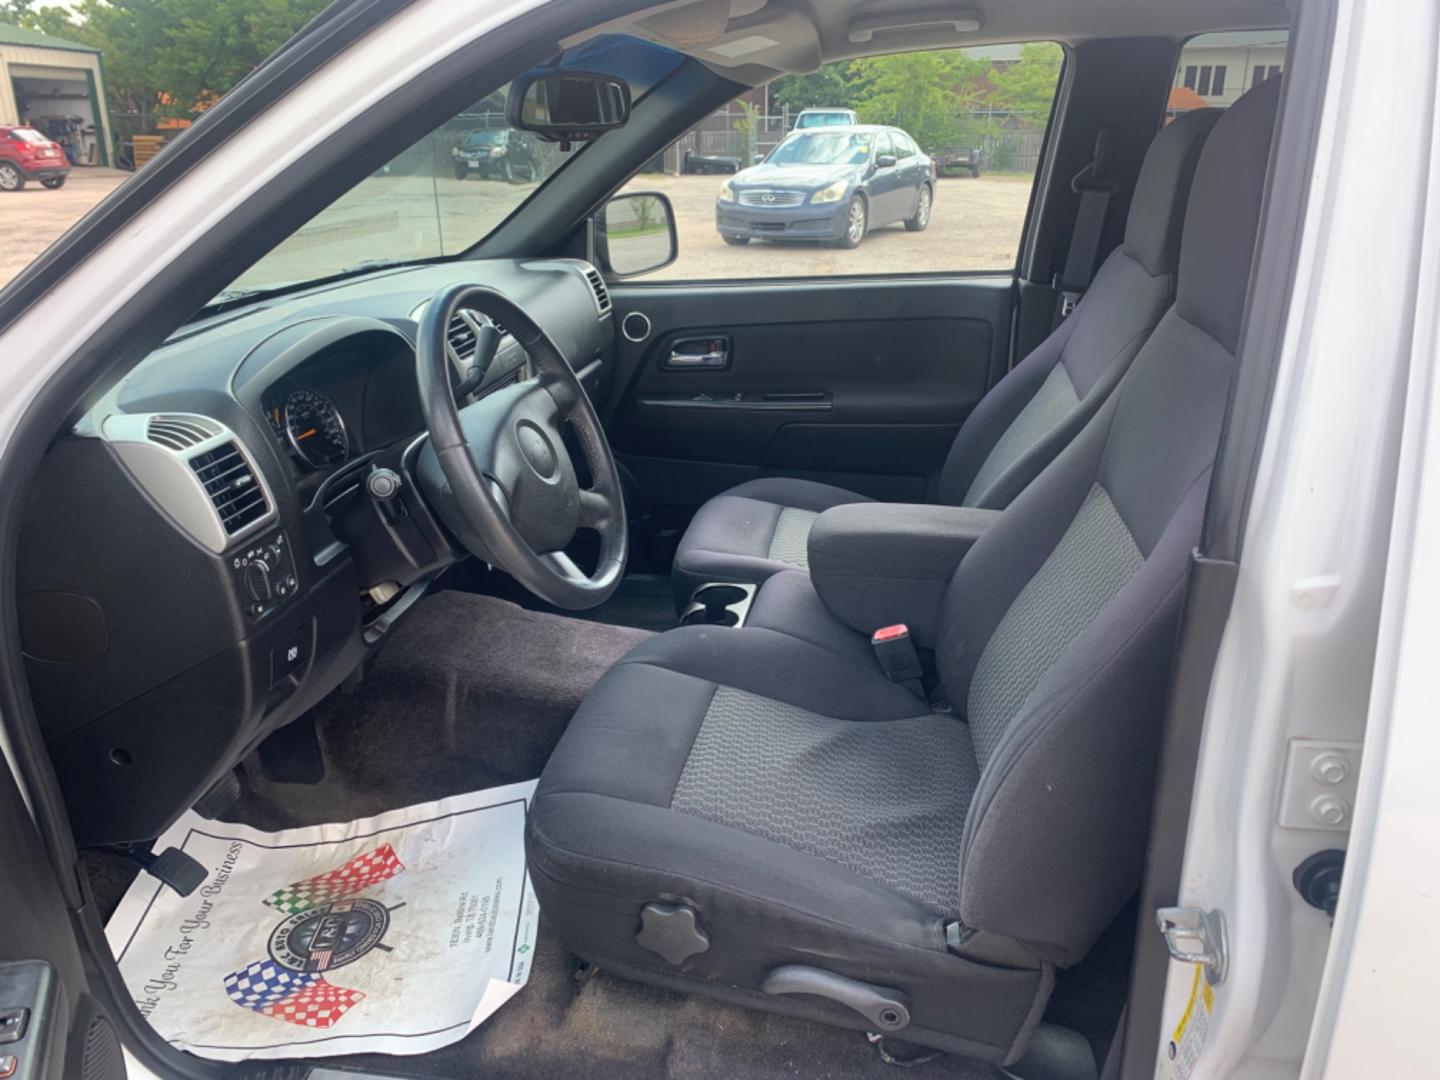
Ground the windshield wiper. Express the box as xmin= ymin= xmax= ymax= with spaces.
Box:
xmin=339 ymin=257 xmax=410 ymax=275
xmin=208 ymin=285 xmax=283 ymax=305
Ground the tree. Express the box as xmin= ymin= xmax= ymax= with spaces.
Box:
xmin=0 ymin=1 xmax=39 ymax=23
xmin=150 ymin=0 xmax=328 ymax=115
xmin=989 ymin=42 xmax=1064 ymax=127
xmin=731 ymin=98 xmax=759 ymax=159
xmin=768 ymin=63 xmax=854 ymax=113
xmin=849 ymin=49 xmax=988 ymax=151
xmin=11 ymin=0 xmax=329 ymax=120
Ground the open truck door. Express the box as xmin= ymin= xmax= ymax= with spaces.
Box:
xmin=0 ymin=756 xmax=126 ymax=1080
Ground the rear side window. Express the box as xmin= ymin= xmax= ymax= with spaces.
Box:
xmin=620 ymin=42 xmax=1065 ymax=281
xmin=1171 ymin=31 xmax=1288 ymax=114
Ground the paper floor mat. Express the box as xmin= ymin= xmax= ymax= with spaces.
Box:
xmin=105 ymin=781 xmax=539 ymax=1062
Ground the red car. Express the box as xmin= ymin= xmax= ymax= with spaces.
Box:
xmin=0 ymin=126 xmax=70 ymax=191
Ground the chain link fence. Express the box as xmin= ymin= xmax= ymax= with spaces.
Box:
xmin=648 ymin=107 xmax=1048 ymax=176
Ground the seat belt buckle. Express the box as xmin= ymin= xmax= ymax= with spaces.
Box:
xmin=871 ymin=625 xmax=924 ymax=696
xmin=1051 ymin=273 xmax=1082 ymax=319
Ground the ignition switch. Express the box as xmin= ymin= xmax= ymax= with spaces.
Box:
xmin=367 ymin=467 xmax=405 ymax=522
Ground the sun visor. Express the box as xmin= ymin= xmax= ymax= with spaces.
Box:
xmin=612 ymin=0 xmax=820 ymax=81
xmin=636 ymin=0 xmax=768 ymax=47
xmin=697 ymin=5 xmax=822 ymax=76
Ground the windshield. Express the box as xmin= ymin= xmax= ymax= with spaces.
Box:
xmin=216 ymin=35 xmax=683 ymax=301
xmin=767 ymin=132 xmax=873 ymax=167
xmin=796 ymin=113 xmax=851 ymax=129
xmin=9 ymin=128 xmax=46 ymax=143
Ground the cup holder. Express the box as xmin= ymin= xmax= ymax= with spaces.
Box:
xmin=680 ymin=582 xmax=757 ymax=628
xmin=695 ymin=585 xmax=748 ymax=607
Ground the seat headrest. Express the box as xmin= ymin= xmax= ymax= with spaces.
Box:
xmin=1121 ymin=107 xmax=1222 ymax=277
xmin=1175 ymin=75 xmax=1284 ymax=353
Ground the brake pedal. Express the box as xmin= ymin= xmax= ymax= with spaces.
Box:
xmin=104 ymin=845 xmax=207 ymax=897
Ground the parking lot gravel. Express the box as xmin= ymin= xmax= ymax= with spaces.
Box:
xmin=0 ymin=167 xmax=130 ymax=286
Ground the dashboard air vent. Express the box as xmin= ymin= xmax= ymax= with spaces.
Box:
xmin=448 ymin=311 xmax=509 ymax=365
xmin=583 ymin=266 xmax=612 ymax=317
xmin=446 ymin=313 xmax=478 ymax=363
xmin=190 ymin=442 xmax=269 ymax=535
xmin=146 ymin=414 xmax=221 ymax=451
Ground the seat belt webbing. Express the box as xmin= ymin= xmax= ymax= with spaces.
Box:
xmin=1053 ymin=124 xmax=1118 ymax=325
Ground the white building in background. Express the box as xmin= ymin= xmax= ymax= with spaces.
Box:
xmin=1173 ymin=30 xmax=1288 ymax=109
xmin=0 ymin=22 xmax=113 ymax=167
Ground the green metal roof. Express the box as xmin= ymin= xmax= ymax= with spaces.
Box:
xmin=0 ymin=22 xmax=101 ymax=55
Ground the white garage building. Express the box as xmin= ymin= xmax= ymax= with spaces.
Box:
xmin=0 ymin=22 xmax=113 ymax=167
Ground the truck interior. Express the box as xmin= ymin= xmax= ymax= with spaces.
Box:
xmin=0 ymin=0 xmax=1322 ymax=1078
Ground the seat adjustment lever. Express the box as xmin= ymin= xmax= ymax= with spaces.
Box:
xmin=761 ymin=964 xmax=910 ymax=1031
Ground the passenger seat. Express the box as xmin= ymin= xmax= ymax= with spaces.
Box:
xmin=671 ymin=107 xmax=1221 ymax=607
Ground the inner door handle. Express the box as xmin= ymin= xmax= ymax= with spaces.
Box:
xmin=664 ymin=336 xmax=730 ymax=370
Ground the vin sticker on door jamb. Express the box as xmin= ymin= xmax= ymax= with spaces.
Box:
xmin=1162 ymin=964 xmax=1215 ymax=1080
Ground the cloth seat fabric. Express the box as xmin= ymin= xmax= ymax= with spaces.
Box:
xmin=530 ymin=79 xmax=1281 ymax=1063
xmin=671 ymin=107 xmax=1221 ymax=607
xmin=526 ymin=625 xmax=1044 ymax=1061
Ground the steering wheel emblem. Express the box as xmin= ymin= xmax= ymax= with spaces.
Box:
xmin=516 ymin=420 xmax=558 ymax=480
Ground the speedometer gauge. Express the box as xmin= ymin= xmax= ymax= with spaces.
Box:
xmin=283 ymin=388 xmax=349 ymax=468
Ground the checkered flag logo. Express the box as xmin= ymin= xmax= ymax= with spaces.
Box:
xmin=223 ymin=960 xmax=365 ymax=1029
xmin=262 ymin=843 xmax=405 ymax=916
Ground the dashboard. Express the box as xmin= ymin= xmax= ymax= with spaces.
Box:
xmin=17 ymin=258 xmax=613 ymax=845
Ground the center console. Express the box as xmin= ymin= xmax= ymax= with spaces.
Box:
xmin=806 ymin=503 xmax=1001 ymax=646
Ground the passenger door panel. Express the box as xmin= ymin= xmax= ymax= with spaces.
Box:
xmin=601 ymin=277 xmax=1012 ymax=541
xmin=0 ymin=760 xmax=127 ymax=1080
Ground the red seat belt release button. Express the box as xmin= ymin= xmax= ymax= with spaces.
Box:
xmin=871 ymin=624 xmax=924 ymax=693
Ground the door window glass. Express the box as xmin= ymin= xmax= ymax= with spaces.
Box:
xmin=619 ymin=42 xmax=1065 ymax=281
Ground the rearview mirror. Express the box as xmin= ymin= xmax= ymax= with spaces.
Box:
xmin=507 ymin=69 xmax=631 ymax=146
xmin=595 ymin=192 xmax=678 ymax=278
xmin=875 ymin=153 xmax=898 ymax=169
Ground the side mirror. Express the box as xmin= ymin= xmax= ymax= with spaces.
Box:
xmin=875 ymin=153 xmax=898 ymax=169
xmin=507 ymin=69 xmax=630 ymax=146
xmin=595 ymin=192 xmax=678 ymax=278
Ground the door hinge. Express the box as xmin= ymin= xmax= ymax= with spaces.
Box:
xmin=1156 ymin=906 xmax=1229 ymax=986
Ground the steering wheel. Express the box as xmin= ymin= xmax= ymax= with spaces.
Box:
xmin=413 ymin=283 xmax=627 ymax=610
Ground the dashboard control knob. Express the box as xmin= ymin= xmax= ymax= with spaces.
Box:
xmin=243 ymin=559 xmax=274 ymax=603
xmin=367 ymin=468 xmax=402 ymax=501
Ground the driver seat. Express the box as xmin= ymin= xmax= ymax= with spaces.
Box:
xmin=526 ymin=79 xmax=1280 ymax=1064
